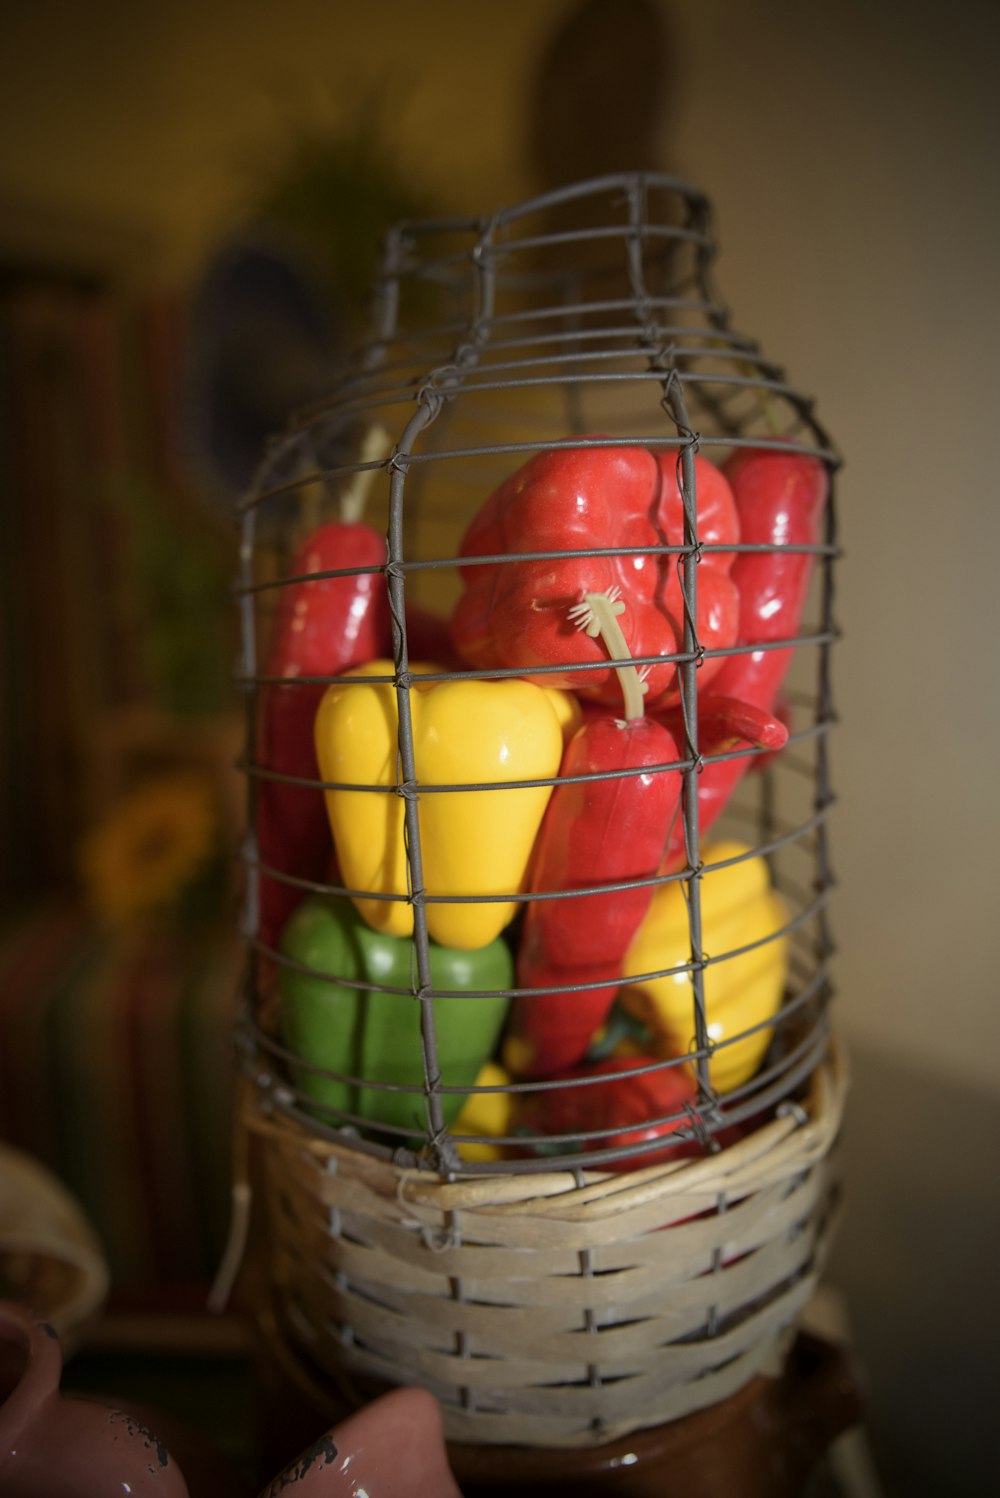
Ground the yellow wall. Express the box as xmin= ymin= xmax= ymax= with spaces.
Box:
xmin=0 ymin=0 xmax=576 ymax=277
xmin=3 ymin=0 xmax=998 ymax=1090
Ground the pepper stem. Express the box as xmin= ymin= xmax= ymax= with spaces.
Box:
xmin=339 ymin=423 xmax=391 ymax=523
xmin=568 ymin=586 xmax=649 ymax=721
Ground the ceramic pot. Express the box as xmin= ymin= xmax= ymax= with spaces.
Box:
xmin=260 ymin=1385 xmax=463 ymax=1498
xmin=0 ymin=1299 xmax=190 ymax=1497
xmin=1 ymin=1298 xmax=464 ymax=1498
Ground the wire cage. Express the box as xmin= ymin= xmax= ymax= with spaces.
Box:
xmin=234 ymin=172 xmax=845 ymax=1448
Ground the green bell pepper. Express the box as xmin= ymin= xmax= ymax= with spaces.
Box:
xmin=278 ymin=894 xmax=512 ymax=1134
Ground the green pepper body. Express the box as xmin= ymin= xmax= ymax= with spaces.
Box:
xmin=278 ymin=895 xmax=512 ymax=1133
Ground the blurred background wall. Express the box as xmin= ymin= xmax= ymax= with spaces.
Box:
xmin=1 ymin=1 xmax=997 ymax=1492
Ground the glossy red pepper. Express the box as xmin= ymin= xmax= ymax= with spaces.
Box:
xmin=652 ymin=450 xmax=741 ymax=701
xmin=720 ymin=446 xmax=831 ymax=652
xmin=257 ymin=520 xmax=392 ymax=947
xmin=452 ymin=443 xmax=671 ymax=703
xmin=517 ymin=1054 xmax=701 ymax=1171
xmin=504 ymin=592 xmax=682 ymax=1079
xmin=659 ymin=447 xmax=829 ymax=866
xmin=450 ymin=442 xmax=740 ymax=709
xmin=709 ymin=446 xmax=830 ymax=717
xmin=656 ymin=693 xmax=789 ymax=867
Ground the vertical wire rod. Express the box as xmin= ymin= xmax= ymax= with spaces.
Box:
xmin=626 ymin=176 xmax=714 ymax=1102
xmin=364 ymin=221 xmax=406 ymax=372
xmin=386 ymin=215 xmax=501 ymax=1171
xmin=670 ymin=383 xmax=715 ymax=1101
xmin=386 ymin=404 xmax=448 ymax=1160
xmin=812 ymin=473 xmax=839 ymax=980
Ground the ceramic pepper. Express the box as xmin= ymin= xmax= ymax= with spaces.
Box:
xmin=313 ymin=661 xmax=567 ymax=949
xmin=620 ymin=840 xmax=790 ymax=1092
xmin=505 ymin=589 xmax=682 ymax=1079
xmin=449 ymin=440 xmax=740 ymax=708
xmin=278 ymin=895 xmax=511 ymax=1133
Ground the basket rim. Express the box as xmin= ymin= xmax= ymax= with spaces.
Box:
xmin=244 ymin=1031 xmax=846 ymax=1219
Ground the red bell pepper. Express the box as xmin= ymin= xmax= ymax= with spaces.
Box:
xmin=659 ymin=447 xmax=829 ymax=866
xmin=504 ymin=591 xmax=682 ymax=1079
xmin=451 ymin=442 xmax=672 ymax=703
xmin=651 ymin=450 xmax=741 ymax=701
xmin=450 ymin=442 xmax=740 ymax=709
xmin=257 ymin=520 xmax=392 ymax=947
xmin=517 ymin=1054 xmax=701 ymax=1171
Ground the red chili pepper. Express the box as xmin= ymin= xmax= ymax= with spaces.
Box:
xmin=517 ymin=1055 xmax=701 ymax=1171
xmin=694 ymin=693 xmax=791 ymax=755
xmin=710 ymin=446 xmax=830 ymax=714
xmin=750 ymin=694 xmax=794 ymax=775
xmin=721 ymin=446 xmax=830 ymax=649
xmin=504 ymin=591 xmax=682 ymax=1079
xmin=659 ymin=448 xmax=829 ymax=865
xmin=257 ymin=520 xmax=392 ymax=947
xmin=653 ymin=692 xmax=788 ymax=860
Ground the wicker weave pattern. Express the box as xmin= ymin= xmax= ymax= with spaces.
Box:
xmin=251 ymin=1043 xmax=844 ymax=1447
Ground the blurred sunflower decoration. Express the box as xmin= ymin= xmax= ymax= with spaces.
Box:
xmin=77 ymin=773 xmax=224 ymax=928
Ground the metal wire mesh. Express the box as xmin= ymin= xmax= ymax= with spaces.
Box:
xmin=235 ymin=172 xmax=840 ymax=1180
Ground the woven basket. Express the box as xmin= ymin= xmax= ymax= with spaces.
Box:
xmin=246 ymin=1036 xmax=844 ymax=1449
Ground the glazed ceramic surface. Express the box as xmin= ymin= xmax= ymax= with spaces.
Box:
xmin=1 ymin=1300 xmax=464 ymax=1498
xmin=260 ymin=1386 xmax=463 ymax=1498
xmin=0 ymin=1300 xmax=189 ymax=1497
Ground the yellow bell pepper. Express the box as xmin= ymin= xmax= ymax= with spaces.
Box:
xmin=543 ymin=686 xmax=582 ymax=743
xmin=449 ymin=1061 xmax=517 ymax=1162
xmin=314 ymin=662 xmax=567 ymax=950
xmin=620 ymin=840 xmax=789 ymax=1093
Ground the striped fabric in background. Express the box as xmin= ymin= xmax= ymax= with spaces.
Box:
xmin=0 ymin=901 xmax=242 ymax=1305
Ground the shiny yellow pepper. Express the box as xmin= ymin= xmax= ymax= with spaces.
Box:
xmin=314 ymin=662 xmax=572 ymax=950
xmin=619 ymin=840 xmax=790 ymax=1093
xmin=449 ymin=1061 xmax=517 ymax=1162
